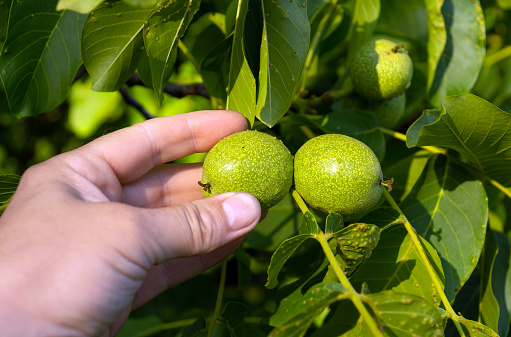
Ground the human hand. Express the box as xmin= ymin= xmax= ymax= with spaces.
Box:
xmin=0 ymin=110 xmax=261 ymax=336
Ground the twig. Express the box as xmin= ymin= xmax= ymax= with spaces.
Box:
xmin=125 ymin=73 xmax=210 ymax=99
xmin=382 ymin=190 xmax=467 ymax=337
xmin=164 ymin=82 xmax=210 ymax=99
xmin=73 ymin=68 xmax=87 ymax=84
xmin=119 ymin=87 xmax=155 ymax=120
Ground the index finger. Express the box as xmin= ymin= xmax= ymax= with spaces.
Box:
xmin=81 ymin=110 xmax=247 ymax=183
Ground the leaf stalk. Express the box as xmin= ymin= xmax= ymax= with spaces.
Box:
xmin=316 ymin=233 xmax=383 ymax=337
xmin=207 ymin=259 xmax=227 ymax=337
xmin=382 ymin=189 xmax=467 ymax=337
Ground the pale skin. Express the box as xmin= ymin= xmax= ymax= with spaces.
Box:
xmin=0 ymin=110 xmax=262 ymax=336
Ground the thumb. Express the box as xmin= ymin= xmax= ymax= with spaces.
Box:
xmin=141 ymin=192 xmax=261 ymax=263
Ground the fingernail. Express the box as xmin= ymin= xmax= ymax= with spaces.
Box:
xmin=222 ymin=193 xmax=260 ymax=231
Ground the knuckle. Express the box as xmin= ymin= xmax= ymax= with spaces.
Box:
xmin=178 ymin=202 xmax=222 ymax=255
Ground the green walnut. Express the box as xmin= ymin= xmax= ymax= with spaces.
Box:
xmin=350 ymin=39 xmax=413 ymax=101
xmin=200 ymin=130 xmax=293 ymax=210
xmin=341 ymin=93 xmax=406 ymax=129
xmin=294 ymin=134 xmax=383 ymax=217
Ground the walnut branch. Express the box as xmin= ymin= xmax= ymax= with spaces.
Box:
xmin=126 ymin=73 xmax=210 ymax=99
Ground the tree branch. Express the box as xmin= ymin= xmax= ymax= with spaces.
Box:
xmin=126 ymin=73 xmax=210 ymax=99
xmin=119 ymin=87 xmax=155 ymax=120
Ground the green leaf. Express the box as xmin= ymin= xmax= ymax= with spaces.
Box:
xmin=450 ymin=230 xmax=499 ymax=335
xmin=200 ymin=35 xmax=232 ymax=100
xmin=493 ymin=231 xmax=511 ymax=337
xmin=245 ymin=193 xmax=302 ymax=252
xmin=359 ymin=207 xmax=402 ymax=229
xmin=426 ymin=0 xmax=486 ymax=107
xmin=300 ymin=211 xmax=320 ymax=235
xmin=116 ymin=315 xmax=164 ymax=337
xmin=265 ymin=233 xmax=316 ymax=289
xmin=269 ymin=282 xmax=349 ymax=337
xmin=256 ymin=0 xmax=310 ymax=127
xmin=325 ymin=212 xmax=343 ymax=234
xmin=350 ymin=225 xmax=445 ymax=307
xmin=333 ymin=223 xmax=380 ymax=276
xmin=376 ymin=0 xmax=427 ymax=45
xmin=310 ymin=298 xmax=359 ymax=337
xmin=56 ymin=0 xmax=104 ymax=13
xmin=0 ymin=0 xmax=11 ymax=40
xmin=0 ymin=174 xmax=20 ymax=216
xmin=226 ymin=0 xmax=256 ymax=125
xmin=362 ymin=291 xmax=444 ymax=337
xmin=234 ymin=248 xmax=252 ymax=290
xmin=67 ymin=78 xmax=123 ymax=138
xmin=480 ymin=230 xmax=500 ymax=333
xmin=460 ymin=319 xmax=499 ymax=337
xmin=271 ymin=256 xmax=329 ymax=327
xmin=407 ymin=94 xmax=511 ymax=187
xmin=143 ymin=0 xmax=201 ymax=103
xmin=182 ymin=316 xmax=207 ymax=337
xmin=124 ymin=0 xmax=160 ymax=8
xmin=82 ymin=2 xmax=151 ymax=91
xmin=346 ymin=0 xmax=380 ymax=62
xmin=318 ymin=109 xmax=386 ymax=160
xmin=497 ymin=0 xmax=511 ymax=9
xmin=182 ymin=13 xmax=226 ymax=64
xmin=222 ymin=302 xmax=248 ymax=337
xmin=0 ymin=0 xmax=86 ymax=116
xmin=424 ymin=0 xmax=446 ymax=95
xmin=382 ymin=150 xmax=432 ymax=202
xmin=399 ymin=154 xmax=488 ymax=301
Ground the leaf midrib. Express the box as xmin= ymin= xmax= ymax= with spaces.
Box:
xmin=92 ymin=24 xmax=144 ymax=86
xmin=16 ymin=10 xmax=68 ymax=112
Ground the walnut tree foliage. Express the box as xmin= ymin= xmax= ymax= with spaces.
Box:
xmin=1 ymin=0 xmax=511 ymax=336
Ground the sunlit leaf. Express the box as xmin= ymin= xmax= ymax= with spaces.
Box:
xmin=256 ymin=0 xmax=310 ymax=127
xmin=143 ymin=0 xmax=201 ymax=102
xmin=82 ymin=2 xmax=151 ymax=91
xmin=0 ymin=0 xmax=86 ymax=116
xmin=226 ymin=0 xmax=256 ymax=125
xmin=400 ymin=154 xmax=488 ymax=301
xmin=426 ymin=0 xmax=485 ymax=107
xmin=407 ymin=94 xmax=511 ymax=187
xmin=346 ymin=0 xmax=380 ymax=62
xmin=350 ymin=225 xmax=445 ymax=306
xmin=424 ymin=0 xmax=445 ymax=94
xmin=56 ymin=0 xmax=104 ymax=13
